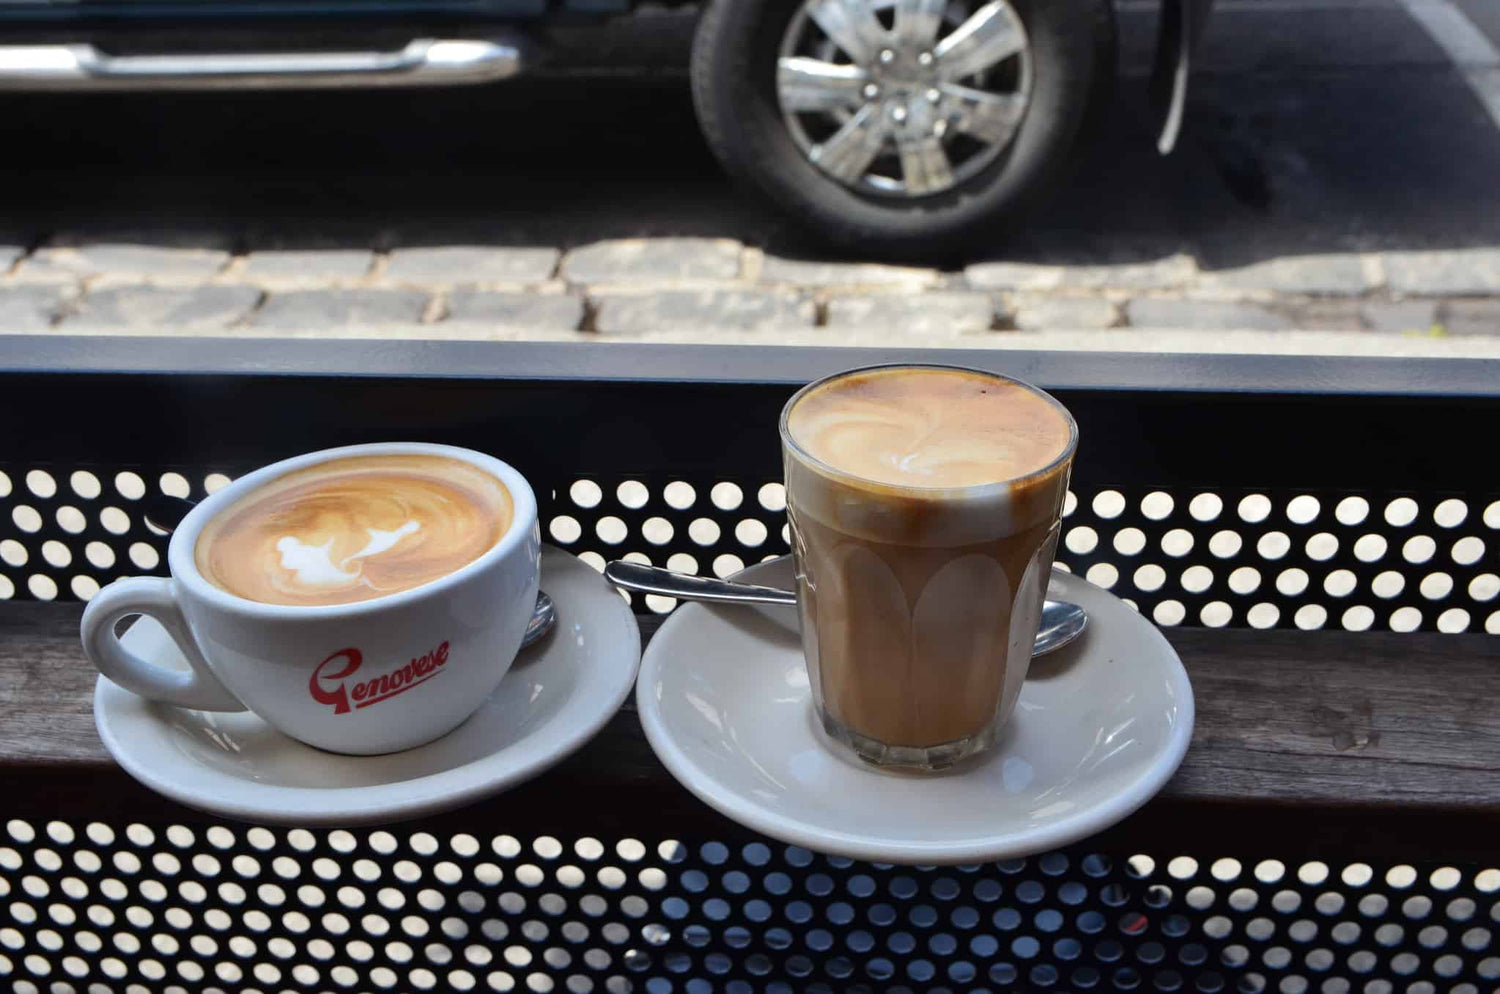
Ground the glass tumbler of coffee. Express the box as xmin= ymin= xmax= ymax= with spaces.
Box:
xmin=780 ymin=364 xmax=1077 ymax=771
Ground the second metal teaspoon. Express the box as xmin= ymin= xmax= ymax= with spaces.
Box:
xmin=604 ymin=560 xmax=1088 ymax=657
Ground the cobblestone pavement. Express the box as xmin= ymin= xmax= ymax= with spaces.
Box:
xmin=3 ymin=240 xmax=1497 ymax=357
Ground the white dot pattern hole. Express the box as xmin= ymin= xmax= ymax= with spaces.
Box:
xmin=1431 ymin=498 xmax=1467 ymax=527
xmin=113 ymin=472 xmax=145 ymax=500
xmin=25 ymin=471 xmax=57 ymax=499
xmin=1210 ymin=531 xmax=1243 ymax=559
xmin=54 ymin=506 xmax=86 ymax=534
xmin=615 ymin=481 xmax=649 ymax=510
xmin=1181 ymin=566 xmax=1214 ymax=594
xmin=1085 ymin=562 xmax=1118 ymax=589
xmin=1238 ymin=494 xmax=1271 ymax=523
xmin=1335 ymin=496 xmax=1369 ymax=525
xmin=1305 ymin=533 xmax=1339 ymax=562
xmin=1112 ymin=528 xmax=1146 ymax=556
xmin=1190 ymin=493 xmax=1223 ymax=522
xmin=1092 ymin=490 xmax=1126 ymax=519
xmin=1403 ymin=535 xmax=1436 ymax=564
xmin=1257 ymin=532 xmax=1291 ymax=560
xmin=1384 ymin=498 xmax=1418 ymax=527
xmin=1452 ymin=536 xmax=1485 ymax=566
xmin=1141 ymin=491 xmax=1174 ymax=520
xmin=1229 ymin=567 xmax=1262 ymax=595
xmin=1247 ymin=603 xmax=1280 ymax=629
xmin=1419 ymin=573 xmax=1453 ymax=600
xmin=1065 ymin=526 xmax=1098 ymax=555
xmin=1287 ymin=495 xmax=1321 ymax=524
xmin=568 ymin=481 xmax=601 ymax=509
xmin=1353 ymin=535 xmax=1387 ymax=562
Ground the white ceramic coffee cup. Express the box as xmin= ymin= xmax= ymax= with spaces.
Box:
xmin=79 ymin=442 xmax=541 ymax=755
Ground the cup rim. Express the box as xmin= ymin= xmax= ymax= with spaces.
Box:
xmin=167 ymin=442 xmax=538 ymax=619
xmin=778 ymin=363 xmax=1079 ymax=497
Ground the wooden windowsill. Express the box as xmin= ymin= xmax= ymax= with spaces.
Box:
xmin=3 ymin=602 xmax=1497 ymax=858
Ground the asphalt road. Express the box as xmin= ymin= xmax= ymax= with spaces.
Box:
xmin=2 ymin=0 xmax=1498 ymax=269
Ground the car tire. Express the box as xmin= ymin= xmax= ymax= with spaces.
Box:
xmin=690 ymin=0 xmax=1116 ymax=257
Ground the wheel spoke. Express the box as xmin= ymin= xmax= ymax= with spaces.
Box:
xmin=941 ymin=83 xmax=1026 ymax=145
xmin=806 ymin=0 xmax=889 ymax=66
xmin=933 ymin=1 xmax=1026 ymax=80
xmin=893 ymin=0 xmax=948 ymax=49
xmin=898 ymin=136 xmax=955 ymax=194
xmin=777 ymin=57 xmax=871 ymax=113
xmin=812 ymin=104 xmax=889 ymax=184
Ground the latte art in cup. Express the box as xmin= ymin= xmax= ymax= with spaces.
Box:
xmin=195 ymin=454 xmax=513 ymax=607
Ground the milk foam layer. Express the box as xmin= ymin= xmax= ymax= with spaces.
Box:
xmin=195 ymin=454 xmax=512 ymax=607
xmin=781 ymin=367 xmax=1077 ymax=759
xmin=787 ymin=366 xmax=1071 ymax=490
xmin=784 ymin=367 xmax=1073 ymax=546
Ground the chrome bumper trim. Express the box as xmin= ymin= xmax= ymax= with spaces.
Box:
xmin=0 ymin=38 xmax=522 ymax=90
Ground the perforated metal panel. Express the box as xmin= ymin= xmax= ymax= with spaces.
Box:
xmin=5 ymin=463 xmax=1495 ymax=635
xmin=2 ymin=818 xmax=1497 ymax=993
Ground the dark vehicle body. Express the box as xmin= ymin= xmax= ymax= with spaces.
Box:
xmin=0 ymin=0 xmax=1215 ymax=253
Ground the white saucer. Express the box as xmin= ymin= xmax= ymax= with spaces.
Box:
xmin=94 ymin=546 xmax=640 ymax=825
xmin=637 ymin=558 xmax=1193 ymax=864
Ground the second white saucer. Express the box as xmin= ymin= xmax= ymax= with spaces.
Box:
xmin=637 ymin=557 xmax=1194 ymax=864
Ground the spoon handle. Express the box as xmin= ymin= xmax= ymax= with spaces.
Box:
xmin=603 ymin=561 xmax=798 ymax=607
xmin=605 ymin=560 xmax=1087 ymax=658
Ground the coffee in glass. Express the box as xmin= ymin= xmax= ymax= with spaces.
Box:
xmin=781 ymin=365 xmax=1077 ymax=770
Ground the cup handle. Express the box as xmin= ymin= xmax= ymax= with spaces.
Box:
xmin=80 ymin=577 xmax=246 ymax=712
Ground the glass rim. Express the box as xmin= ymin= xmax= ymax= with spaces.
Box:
xmin=778 ymin=363 xmax=1079 ymax=496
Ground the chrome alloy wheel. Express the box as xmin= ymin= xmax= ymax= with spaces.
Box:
xmin=777 ymin=0 xmax=1033 ymax=197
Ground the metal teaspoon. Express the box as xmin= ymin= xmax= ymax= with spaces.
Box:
xmin=603 ymin=560 xmax=1087 ymax=657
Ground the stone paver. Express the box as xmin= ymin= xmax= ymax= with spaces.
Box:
xmin=16 ymin=244 xmax=229 ymax=284
xmin=65 ymin=285 xmax=261 ymax=332
xmin=1011 ymin=297 xmax=1120 ymax=331
xmin=1057 ymin=254 xmax=1197 ymax=291
xmin=241 ymin=250 xmax=375 ymax=286
xmin=1383 ymin=248 xmax=1500 ymax=296
xmin=1286 ymin=300 xmax=1364 ymax=331
xmin=561 ymin=238 xmax=741 ymax=284
xmin=1200 ymin=254 xmax=1373 ymax=295
xmin=251 ymin=289 xmax=429 ymax=330
xmin=966 ymin=254 xmax=1195 ymax=292
xmin=1126 ymin=299 xmax=1293 ymax=330
xmin=0 ymin=286 xmax=67 ymax=331
xmin=593 ymin=290 xmax=812 ymax=334
xmin=1361 ymin=300 xmax=1439 ymax=333
xmin=1442 ymin=300 xmax=1500 ymax=336
xmin=445 ymin=291 xmax=584 ymax=330
xmin=964 ymin=262 xmax=1064 ymax=292
xmin=384 ymin=247 xmax=560 ymax=286
xmin=761 ymin=256 xmax=939 ymax=289
xmin=826 ymin=293 xmax=993 ymax=335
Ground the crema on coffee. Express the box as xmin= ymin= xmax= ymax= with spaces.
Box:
xmin=782 ymin=366 xmax=1075 ymax=769
xmin=195 ymin=454 xmax=512 ymax=607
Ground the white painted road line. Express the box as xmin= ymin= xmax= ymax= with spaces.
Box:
xmin=1395 ymin=0 xmax=1500 ymax=129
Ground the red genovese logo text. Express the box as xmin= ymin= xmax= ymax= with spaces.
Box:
xmin=309 ymin=640 xmax=450 ymax=715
